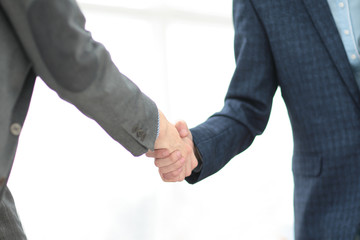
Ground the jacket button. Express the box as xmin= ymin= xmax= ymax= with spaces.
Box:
xmin=136 ymin=130 xmax=146 ymax=142
xmin=10 ymin=123 xmax=22 ymax=136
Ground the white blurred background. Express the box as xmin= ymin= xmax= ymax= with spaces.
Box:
xmin=8 ymin=0 xmax=294 ymax=239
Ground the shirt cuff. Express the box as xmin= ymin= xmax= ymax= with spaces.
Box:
xmin=156 ymin=110 xmax=160 ymax=140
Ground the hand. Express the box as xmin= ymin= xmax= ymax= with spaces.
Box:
xmin=149 ymin=112 xmax=190 ymax=181
xmin=153 ymin=111 xmax=184 ymax=152
xmin=147 ymin=120 xmax=198 ymax=182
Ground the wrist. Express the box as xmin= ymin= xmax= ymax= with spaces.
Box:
xmin=157 ymin=110 xmax=167 ymax=140
xmin=192 ymin=145 xmax=203 ymax=173
xmin=155 ymin=110 xmax=176 ymax=150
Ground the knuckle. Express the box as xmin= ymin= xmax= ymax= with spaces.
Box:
xmin=185 ymin=145 xmax=192 ymax=155
xmin=170 ymin=169 xmax=182 ymax=178
xmin=159 ymin=168 xmax=167 ymax=175
xmin=159 ymin=167 xmax=167 ymax=175
xmin=175 ymin=159 xmax=185 ymax=168
xmin=160 ymin=150 xmax=169 ymax=158
xmin=163 ymin=173 xmax=174 ymax=181
xmin=154 ymin=160 xmax=162 ymax=167
xmin=178 ymin=175 xmax=185 ymax=182
xmin=170 ymin=171 xmax=179 ymax=178
xmin=170 ymin=153 xmax=180 ymax=163
xmin=163 ymin=178 xmax=171 ymax=182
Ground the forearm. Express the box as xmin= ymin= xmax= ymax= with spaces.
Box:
xmin=186 ymin=115 xmax=255 ymax=184
xmin=185 ymin=0 xmax=278 ymax=183
xmin=1 ymin=0 xmax=158 ymax=155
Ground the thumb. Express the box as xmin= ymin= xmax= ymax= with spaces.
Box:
xmin=175 ymin=120 xmax=190 ymax=138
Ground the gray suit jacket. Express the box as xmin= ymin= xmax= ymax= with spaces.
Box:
xmin=0 ymin=0 xmax=158 ymax=197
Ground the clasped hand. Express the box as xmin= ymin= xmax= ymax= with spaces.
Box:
xmin=146 ymin=111 xmax=198 ymax=182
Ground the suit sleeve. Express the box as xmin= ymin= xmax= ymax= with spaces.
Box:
xmin=186 ymin=0 xmax=278 ymax=183
xmin=0 ymin=0 xmax=158 ymax=156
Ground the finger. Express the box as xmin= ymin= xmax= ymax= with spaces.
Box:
xmin=177 ymin=166 xmax=186 ymax=182
xmin=158 ymin=157 xmax=185 ymax=174
xmin=146 ymin=149 xmax=170 ymax=158
xmin=175 ymin=120 xmax=189 ymax=138
xmin=159 ymin=170 xmax=168 ymax=182
xmin=162 ymin=166 xmax=184 ymax=181
xmin=185 ymin=156 xmax=193 ymax=177
xmin=184 ymin=153 xmax=199 ymax=177
xmin=146 ymin=150 xmax=155 ymax=158
xmin=154 ymin=150 xmax=182 ymax=168
xmin=179 ymin=142 xmax=196 ymax=177
xmin=159 ymin=170 xmax=179 ymax=183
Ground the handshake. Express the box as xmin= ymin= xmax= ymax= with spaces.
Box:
xmin=145 ymin=111 xmax=199 ymax=182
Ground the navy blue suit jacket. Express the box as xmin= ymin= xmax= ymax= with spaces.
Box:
xmin=187 ymin=0 xmax=360 ymax=239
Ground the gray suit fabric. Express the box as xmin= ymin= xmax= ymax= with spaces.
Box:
xmin=0 ymin=0 xmax=159 ymax=238
xmin=0 ymin=187 xmax=26 ymax=240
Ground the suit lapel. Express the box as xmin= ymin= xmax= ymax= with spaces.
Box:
xmin=302 ymin=0 xmax=360 ymax=108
